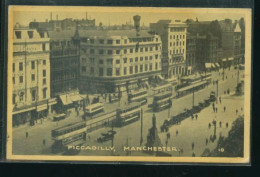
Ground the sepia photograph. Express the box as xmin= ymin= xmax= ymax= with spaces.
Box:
xmin=6 ymin=6 xmax=251 ymax=163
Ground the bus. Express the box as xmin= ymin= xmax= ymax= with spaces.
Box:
xmin=51 ymin=121 xmax=87 ymax=153
xmin=115 ymin=102 xmax=141 ymax=126
xmin=128 ymin=89 xmax=148 ymax=105
xmin=85 ymin=102 xmax=104 ymax=117
xmin=152 ymin=91 xmax=172 ymax=112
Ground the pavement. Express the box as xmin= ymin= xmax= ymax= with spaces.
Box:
xmin=12 ymin=66 xmax=245 ymax=156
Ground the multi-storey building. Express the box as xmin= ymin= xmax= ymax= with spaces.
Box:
xmin=150 ymin=20 xmax=187 ymax=80
xmin=233 ymin=23 xmax=243 ymax=65
xmin=186 ymin=34 xmax=197 ymax=74
xmin=48 ymin=30 xmax=80 ymax=97
xmin=196 ymin=34 xmax=219 ymax=70
xmin=77 ymin=29 xmax=162 ymax=94
xmin=12 ymin=24 xmax=56 ymax=126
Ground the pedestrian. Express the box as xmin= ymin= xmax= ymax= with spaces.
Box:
xmin=167 ymin=133 xmax=170 ymax=139
xmin=191 ymin=114 xmax=194 ymax=120
xmin=219 ymin=121 xmax=222 ymax=128
xmin=192 ymin=152 xmax=196 ymax=157
xmin=216 ymin=107 xmax=218 ymax=113
xmin=43 ymin=139 xmax=46 ymax=145
xmin=227 ymin=88 xmax=230 ymax=95
xmin=176 ymin=130 xmax=178 ymax=136
xmin=213 ymin=107 xmax=215 ymax=113
xmin=181 ymin=148 xmax=184 ymax=155
xmin=224 ymin=91 xmax=226 ymax=94
xmin=195 ymin=114 xmax=198 ymax=120
xmin=26 ymin=132 xmax=28 ymax=138
xmin=236 ymin=109 xmax=238 ymax=115
xmin=219 ymin=96 xmax=222 ymax=104
xmin=241 ymin=107 xmax=243 ymax=111
xmin=206 ymin=138 xmax=208 ymax=145
xmin=226 ymin=76 xmax=228 ymax=79
xmin=208 ymin=123 xmax=211 ymax=129
xmin=224 ymin=106 xmax=226 ymax=112
xmin=226 ymin=122 xmax=229 ymax=128
xmin=191 ymin=142 xmax=195 ymax=150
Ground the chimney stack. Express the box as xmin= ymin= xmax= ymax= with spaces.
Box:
xmin=133 ymin=15 xmax=141 ymax=36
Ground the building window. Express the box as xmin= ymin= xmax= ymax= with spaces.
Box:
xmin=149 ymin=56 xmax=153 ymax=60
xmin=27 ymin=31 xmax=34 ymax=38
xmin=81 ymin=66 xmax=86 ymax=72
xmin=140 ymin=48 xmax=143 ymax=52
xmin=155 ymin=63 xmax=158 ymax=69
xmin=149 ymin=64 xmax=153 ymax=70
xmin=19 ymin=92 xmax=24 ymax=102
xmin=90 ymin=39 xmax=94 ymax=44
xmin=140 ymin=57 xmax=143 ymax=61
xmin=43 ymin=70 xmax=46 ymax=77
xmin=15 ymin=31 xmax=21 ymax=39
xmin=135 ymin=65 xmax=138 ymax=73
xmin=124 ymin=49 xmax=127 ymax=54
xmin=155 ymin=54 xmax=158 ymax=59
xmin=31 ymin=74 xmax=35 ymax=81
xmin=107 ymin=68 xmax=112 ymax=76
xmin=13 ymin=77 xmax=15 ymax=84
xmin=12 ymin=94 xmax=16 ymax=104
xmin=89 ymin=49 xmax=94 ymax=54
xmin=180 ymin=35 xmax=182 ymax=39
xmin=124 ymin=39 xmax=127 ymax=44
xmin=43 ymin=88 xmax=47 ymax=99
xmin=43 ymin=78 xmax=46 ymax=85
xmin=183 ymin=35 xmax=185 ymax=39
xmin=42 ymin=43 xmax=46 ymax=51
xmin=19 ymin=62 xmax=23 ymax=71
xmin=150 ymin=47 xmax=153 ymax=51
xmin=116 ymin=40 xmax=120 ymax=44
xmin=116 ymin=50 xmax=120 ymax=54
xmin=107 ymin=40 xmax=113 ymax=44
xmin=173 ymin=35 xmax=175 ymax=39
xmin=107 ymin=59 xmax=113 ymax=64
xmin=124 ymin=67 xmax=127 ymax=75
xmin=99 ymin=39 xmax=104 ymax=44
xmin=130 ymin=66 xmax=133 ymax=74
xmin=99 ymin=60 xmax=103 ymax=64
xmin=31 ymin=90 xmax=36 ymax=101
xmin=90 ymin=58 xmax=95 ymax=63
xmin=140 ymin=65 xmax=143 ymax=72
xmin=155 ymin=46 xmax=158 ymax=50
xmin=145 ymin=48 xmax=148 ymax=52
xmin=130 ymin=58 xmax=133 ymax=63
xmin=30 ymin=61 xmax=35 ymax=70
xmin=135 ymin=57 xmax=138 ymax=62
xmin=82 ymin=58 xmax=86 ymax=62
xmin=170 ymin=42 xmax=172 ymax=46
xmin=116 ymin=59 xmax=120 ymax=64
xmin=183 ymin=49 xmax=185 ymax=53
xmin=129 ymin=49 xmax=133 ymax=53
xmin=183 ymin=41 xmax=185 ymax=45
xmin=99 ymin=68 xmax=103 ymax=76
xmin=107 ymin=50 xmax=113 ymax=54
xmin=124 ymin=58 xmax=127 ymax=63
xmin=43 ymin=60 xmax=46 ymax=65
xmin=156 ymin=38 xmax=158 ymax=42
xmin=177 ymin=35 xmax=179 ymax=39
xmin=145 ymin=56 xmax=148 ymax=60
xmin=99 ymin=49 xmax=104 ymax=54
xmin=13 ymin=63 xmax=15 ymax=72
xmin=170 ymin=35 xmax=172 ymax=39
xmin=116 ymin=68 xmax=120 ymax=76
xmin=90 ymin=67 xmax=94 ymax=74
xmin=145 ymin=64 xmax=148 ymax=71
xmin=19 ymin=76 xmax=23 ymax=83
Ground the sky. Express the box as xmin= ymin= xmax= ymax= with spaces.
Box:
xmin=12 ymin=7 xmax=246 ymax=27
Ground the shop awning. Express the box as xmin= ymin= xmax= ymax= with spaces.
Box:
xmin=37 ymin=104 xmax=48 ymax=112
xmin=59 ymin=95 xmax=73 ymax=105
xmin=70 ymin=95 xmax=83 ymax=102
xmin=205 ymin=63 xmax=211 ymax=69
xmin=222 ymin=59 xmax=227 ymax=62
xmin=228 ymin=57 xmax=234 ymax=61
xmin=211 ymin=63 xmax=215 ymax=68
xmin=215 ymin=63 xmax=220 ymax=67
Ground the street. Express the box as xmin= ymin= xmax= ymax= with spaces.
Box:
xmin=12 ymin=66 xmax=245 ymax=157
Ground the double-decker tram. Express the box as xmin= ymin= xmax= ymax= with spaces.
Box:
xmin=84 ymin=102 xmax=104 ymax=117
xmin=128 ymin=89 xmax=148 ymax=105
xmin=152 ymin=91 xmax=172 ymax=112
xmin=51 ymin=121 xmax=87 ymax=153
xmin=115 ymin=102 xmax=141 ymax=127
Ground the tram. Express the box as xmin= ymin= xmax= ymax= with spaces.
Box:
xmin=115 ymin=102 xmax=141 ymax=126
xmin=152 ymin=91 xmax=172 ymax=112
xmin=128 ymin=89 xmax=148 ymax=105
xmin=51 ymin=121 xmax=87 ymax=153
xmin=84 ymin=102 xmax=104 ymax=117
